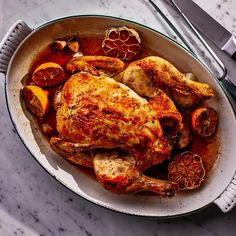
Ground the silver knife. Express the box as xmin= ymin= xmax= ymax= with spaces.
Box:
xmin=171 ymin=0 xmax=236 ymax=61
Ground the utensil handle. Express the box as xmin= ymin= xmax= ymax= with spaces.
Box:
xmin=214 ymin=174 xmax=236 ymax=212
xmin=221 ymin=36 xmax=236 ymax=61
xmin=0 ymin=20 xmax=32 ymax=74
xmin=221 ymin=76 xmax=236 ymax=102
xmin=232 ymin=52 xmax=236 ymax=61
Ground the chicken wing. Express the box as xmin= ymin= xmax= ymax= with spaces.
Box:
xmin=50 ymin=137 xmax=94 ymax=168
xmin=66 ymin=55 xmax=125 ymax=77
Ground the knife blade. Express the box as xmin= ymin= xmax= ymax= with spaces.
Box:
xmin=171 ymin=0 xmax=236 ymax=61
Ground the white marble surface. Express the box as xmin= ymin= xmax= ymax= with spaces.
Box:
xmin=0 ymin=0 xmax=236 ymax=235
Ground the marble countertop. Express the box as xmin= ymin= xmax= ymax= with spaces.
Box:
xmin=0 ymin=0 xmax=236 ymax=235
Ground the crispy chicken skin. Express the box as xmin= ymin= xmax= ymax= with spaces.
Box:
xmin=52 ymin=72 xmax=182 ymax=170
xmin=94 ymin=151 xmax=178 ymax=196
xmin=115 ymin=56 xmax=214 ymax=100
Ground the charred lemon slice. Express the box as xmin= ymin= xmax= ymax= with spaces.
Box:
xmin=32 ymin=62 xmax=65 ymax=87
xmin=102 ymin=26 xmax=141 ymax=60
xmin=192 ymin=107 xmax=218 ymax=137
xmin=22 ymin=85 xmax=49 ymax=117
xmin=168 ymin=151 xmax=205 ymax=190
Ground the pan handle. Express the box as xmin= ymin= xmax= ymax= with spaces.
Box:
xmin=0 ymin=20 xmax=32 ymax=74
xmin=214 ymin=174 xmax=236 ymax=212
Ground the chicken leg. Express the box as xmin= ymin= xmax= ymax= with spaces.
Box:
xmin=94 ymin=151 xmax=178 ymax=197
xmin=115 ymin=56 xmax=214 ymax=99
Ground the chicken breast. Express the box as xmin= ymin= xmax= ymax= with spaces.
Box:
xmin=53 ymin=72 xmax=182 ymax=170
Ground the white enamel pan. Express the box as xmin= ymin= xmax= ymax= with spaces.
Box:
xmin=1 ymin=15 xmax=236 ymax=218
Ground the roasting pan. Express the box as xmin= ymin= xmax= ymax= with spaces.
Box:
xmin=0 ymin=15 xmax=236 ymax=218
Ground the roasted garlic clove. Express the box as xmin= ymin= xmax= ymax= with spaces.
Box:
xmin=73 ymin=51 xmax=84 ymax=58
xmin=176 ymin=123 xmax=192 ymax=149
xmin=51 ymin=40 xmax=67 ymax=50
xmin=68 ymin=41 xmax=79 ymax=52
xmin=41 ymin=123 xmax=53 ymax=136
xmin=184 ymin=72 xmax=197 ymax=81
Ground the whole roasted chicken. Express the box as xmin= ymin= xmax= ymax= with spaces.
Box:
xmin=50 ymin=55 xmax=214 ymax=196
